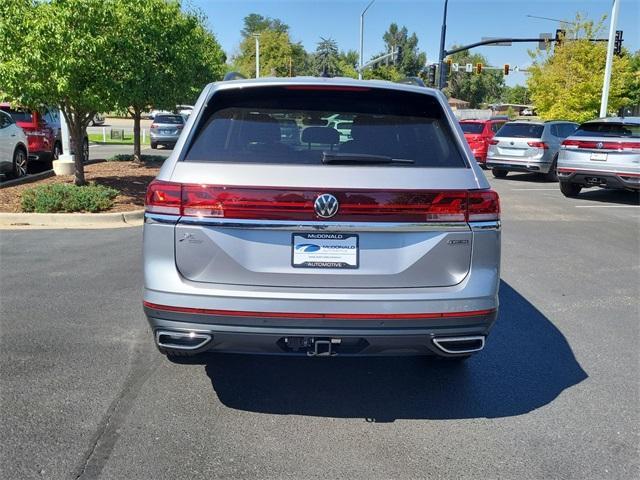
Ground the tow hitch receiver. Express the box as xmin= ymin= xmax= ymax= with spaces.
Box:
xmin=308 ymin=338 xmax=341 ymax=357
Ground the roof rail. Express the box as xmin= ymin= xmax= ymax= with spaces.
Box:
xmin=223 ymin=72 xmax=247 ymax=81
xmin=396 ymin=77 xmax=426 ymax=88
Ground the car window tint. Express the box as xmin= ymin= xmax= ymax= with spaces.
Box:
xmin=560 ymin=123 xmax=577 ymax=137
xmin=184 ymin=86 xmax=467 ymax=168
xmin=573 ymin=122 xmax=640 ymax=138
xmin=496 ymin=123 xmax=544 ymax=138
xmin=550 ymin=124 xmax=560 ymax=137
xmin=4 ymin=108 xmax=34 ymax=123
xmin=460 ymin=123 xmax=484 ymax=134
xmin=155 ymin=115 xmax=183 ymax=124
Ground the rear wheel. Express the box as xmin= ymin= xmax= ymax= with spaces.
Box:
xmin=492 ymin=168 xmax=508 ymax=178
xmin=544 ymin=156 xmax=558 ymax=181
xmin=12 ymin=147 xmax=28 ymax=178
xmin=560 ymin=181 xmax=582 ymax=197
xmin=150 ymin=141 xmax=157 ymax=149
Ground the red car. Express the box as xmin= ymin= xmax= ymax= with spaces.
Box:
xmin=0 ymin=103 xmax=60 ymax=163
xmin=459 ymin=118 xmax=507 ymax=167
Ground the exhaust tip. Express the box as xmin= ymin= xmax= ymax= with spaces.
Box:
xmin=155 ymin=330 xmax=211 ymax=351
xmin=433 ymin=336 xmax=485 ymax=355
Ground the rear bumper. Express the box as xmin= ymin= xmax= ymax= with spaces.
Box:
xmin=557 ymin=167 xmax=640 ymax=190
xmin=144 ymin=306 xmax=497 ymax=357
xmin=150 ymin=133 xmax=180 ymax=143
xmin=486 ymin=156 xmax=552 ymax=173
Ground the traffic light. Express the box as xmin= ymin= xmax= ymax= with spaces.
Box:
xmin=555 ymin=29 xmax=566 ymax=48
xmin=614 ymin=30 xmax=623 ymax=56
xmin=446 ymin=58 xmax=453 ymax=77
xmin=395 ymin=45 xmax=403 ymax=65
xmin=503 ymin=64 xmax=510 ymax=75
xmin=475 ymin=63 xmax=483 ymax=74
xmin=427 ymin=64 xmax=437 ymax=86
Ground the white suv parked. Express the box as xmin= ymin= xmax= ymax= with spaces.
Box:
xmin=0 ymin=110 xmax=28 ymax=178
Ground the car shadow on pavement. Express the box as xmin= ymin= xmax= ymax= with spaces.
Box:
xmin=571 ymin=188 xmax=640 ymax=205
xmin=491 ymin=172 xmax=554 ymax=183
xmin=201 ymin=281 xmax=587 ymax=421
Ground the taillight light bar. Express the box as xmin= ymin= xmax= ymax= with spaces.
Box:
xmin=562 ymin=139 xmax=640 ymax=151
xmin=527 ymin=141 xmax=548 ymax=149
xmin=144 ymin=181 xmax=500 ymax=222
xmin=143 ymin=301 xmax=495 ymax=319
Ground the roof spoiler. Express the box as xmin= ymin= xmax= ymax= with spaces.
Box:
xmin=223 ymin=72 xmax=247 ymax=81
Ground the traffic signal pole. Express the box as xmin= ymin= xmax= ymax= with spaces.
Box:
xmin=600 ymin=0 xmax=620 ymax=117
xmin=437 ymin=0 xmax=449 ymax=89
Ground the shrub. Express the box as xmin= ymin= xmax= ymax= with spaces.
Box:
xmin=21 ymin=183 xmax=119 ymax=213
xmin=107 ymin=154 xmax=165 ymax=164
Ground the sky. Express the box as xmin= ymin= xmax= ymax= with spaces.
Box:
xmin=191 ymin=0 xmax=640 ymax=87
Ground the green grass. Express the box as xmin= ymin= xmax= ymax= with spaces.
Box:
xmin=107 ymin=154 xmax=166 ymax=164
xmin=88 ymin=133 xmax=150 ymax=145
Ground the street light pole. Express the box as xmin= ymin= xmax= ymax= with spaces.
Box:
xmin=437 ymin=0 xmax=449 ymax=89
xmin=253 ymin=34 xmax=260 ymax=78
xmin=359 ymin=0 xmax=375 ymax=80
xmin=600 ymin=0 xmax=620 ymax=118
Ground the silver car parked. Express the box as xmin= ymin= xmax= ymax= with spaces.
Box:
xmin=557 ymin=117 xmax=640 ymax=197
xmin=150 ymin=114 xmax=185 ymax=149
xmin=487 ymin=120 xmax=577 ymax=180
xmin=143 ymin=77 xmax=501 ymax=360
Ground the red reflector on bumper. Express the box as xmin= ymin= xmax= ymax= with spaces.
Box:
xmin=143 ymin=301 xmax=495 ymax=319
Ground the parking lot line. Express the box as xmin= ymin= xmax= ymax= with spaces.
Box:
xmin=510 ymin=188 xmax=559 ymax=191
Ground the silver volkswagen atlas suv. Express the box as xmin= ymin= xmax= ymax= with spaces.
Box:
xmin=143 ymin=78 xmax=501 ymax=360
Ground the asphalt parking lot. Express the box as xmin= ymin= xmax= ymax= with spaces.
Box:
xmin=1 ymin=174 xmax=638 ymax=479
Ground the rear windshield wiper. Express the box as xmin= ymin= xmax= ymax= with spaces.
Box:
xmin=322 ymin=152 xmax=414 ymax=165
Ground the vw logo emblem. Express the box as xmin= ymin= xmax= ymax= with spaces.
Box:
xmin=314 ymin=194 xmax=339 ymax=218
xmin=596 ymin=141 xmax=604 ymax=149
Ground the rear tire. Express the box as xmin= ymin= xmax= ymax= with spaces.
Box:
xmin=492 ymin=168 xmax=508 ymax=178
xmin=560 ymin=181 xmax=582 ymax=197
xmin=12 ymin=147 xmax=28 ymax=178
xmin=545 ymin=156 xmax=558 ymax=181
xmin=150 ymin=142 xmax=157 ymax=149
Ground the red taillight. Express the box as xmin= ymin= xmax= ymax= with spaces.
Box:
xmin=562 ymin=139 xmax=640 ymax=151
xmin=176 ymin=124 xmax=184 ymax=129
xmin=150 ymin=123 xmax=158 ymax=129
xmin=145 ymin=180 xmax=182 ymax=215
xmin=284 ymin=85 xmax=371 ymax=91
xmin=145 ymin=184 xmax=500 ymax=223
xmin=468 ymin=190 xmax=500 ymax=221
xmin=488 ymin=139 xmax=499 ymax=145
xmin=527 ymin=141 xmax=548 ymax=149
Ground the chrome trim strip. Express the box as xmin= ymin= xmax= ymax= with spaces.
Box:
xmin=469 ymin=220 xmax=501 ymax=231
xmin=176 ymin=217 xmax=470 ymax=232
xmin=144 ymin=212 xmax=179 ymax=225
xmin=432 ymin=336 xmax=485 ymax=354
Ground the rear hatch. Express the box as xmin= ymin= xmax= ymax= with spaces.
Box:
xmin=490 ymin=122 xmax=546 ymax=159
xmin=151 ymin=114 xmax=184 ymax=136
xmin=560 ymin=121 xmax=640 ymax=173
xmin=148 ymin=84 xmax=497 ymax=289
xmin=460 ymin=122 xmax=486 ymax=149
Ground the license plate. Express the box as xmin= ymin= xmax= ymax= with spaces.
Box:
xmin=292 ymin=233 xmax=358 ymax=269
xmin=161 ymin=129 xmax=172 ymax=134
xmin=501 ymin=148 xmax=525 ymax=157
xmin=590 ymin=152 xmax=608 ymax=161
xmin=586 ymin=177 xmax=604 ymax=185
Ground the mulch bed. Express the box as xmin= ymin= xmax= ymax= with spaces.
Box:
xmin=0 ymin=161 xmax=160 ymax=213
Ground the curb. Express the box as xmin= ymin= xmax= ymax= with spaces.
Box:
xmin=0 ymin=209 xmax=144 ymax=229
xmin=0 ymin=170 xmax=55 ymax=189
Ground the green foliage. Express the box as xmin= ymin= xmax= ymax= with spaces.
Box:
xmin=503 ymin=85 xmax=530 ymax=104
xmin=527 ymin=14 xmax=632 ymax=122
xmin=506 ymin=106 xmax=517 ymax=119
xmin=233 ymin=29 xmax=296 ymax=77
xmin=107 ymin=154 xmax=165 ymax=164
xmin=314 ymin=37 xmax=340 ymax=76
xmin=241 ymin=13 xmax=288 ymax=38
xmin=21 ymin=183 xmax=118 ymax=213
xmin=364 ymin=65 xmax=403 ymax=82
xmin=381 ymin=23 xmax=427 ymax=76
xmin=621 ymin=50 xmax=640 ymax=111
xmin=444 ymin=49 xmax=505 ymax=108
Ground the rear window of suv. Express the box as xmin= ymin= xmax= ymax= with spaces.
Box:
xmin=183 ymin=86 xmax=467 ymax=168
xmin=459 ymin=122 xmax=484 ymax=134
xmin=573 ymin=122 xmax=640 ymax=138
xmin=1 ymin=108 xmax=34 ymax=123
xmin=496 ymin=123 xmax=544 ymax=138
xmin=154 ymin=115 xmax=183 ymax=124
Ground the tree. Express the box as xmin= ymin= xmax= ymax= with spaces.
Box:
xmin=444 ymin=49 xmax=505 ymax=108
xmin=314 ymin=37 xmax=339 ymax=76
xmin=1 ymin=0 xmax=121 ymax=185
xmin=337 ymin=50 xmax=359 ymax=79
xmin=620 ymin=50 xmax=640 ymax=114
xmin=240 ymin=13 xmax=288 ymax=38
xmin=503 ymin=85 xmax=530 ymax=105
xmin=527 ymin=14 xmax=632 ymax=122
xmin=381 ymin=23 xmax=427 ymax=76
xmin=233 ymin=29 xmax=295 ymax=78
xmin=113 ymin=0 xmax=225 ymax=161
